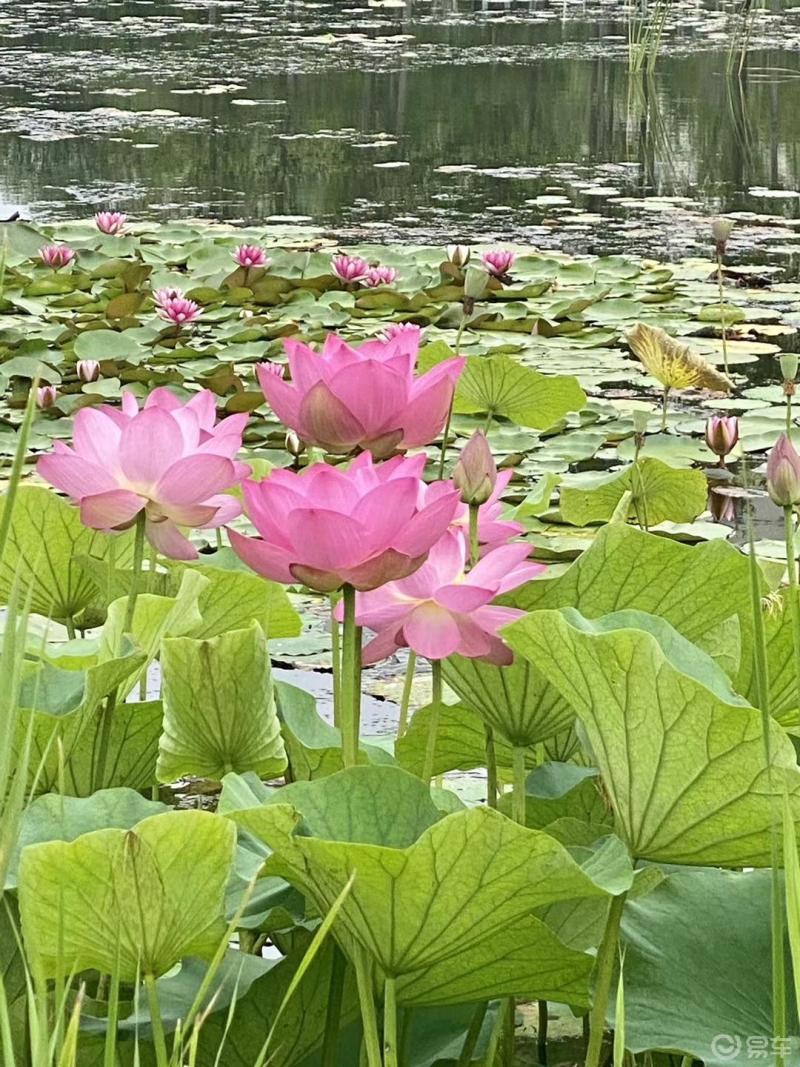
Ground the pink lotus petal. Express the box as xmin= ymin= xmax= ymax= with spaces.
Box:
xmin=434 ymin=583 xmax=494 ymax=613
xmin=37 ymin=450 xmax=118 ymax=500
xmin=298 ymin=381 xmax=366 ymax=451
xmin=146 ymin=518 xmax=198 ymax=561
xmin=155 ymin=454 xmax=237 ymax=506
xmin=200 ymin=494 xmax=242 ymax=528
xmin=118 ymin=408 xmax=185 ymax=490
xmin=80 ymin=489 xmax=145 ymax=530
xmin=402 ymin=603 xmax=463 ymax=661
xmin=392 ymin=489 xmax=460 ymax=557
xmin=228 ymin=528 xmax=294 ymax=582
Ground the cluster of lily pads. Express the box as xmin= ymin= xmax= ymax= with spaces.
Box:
xmin=2 ymin=213 xmax=800 ymax=1067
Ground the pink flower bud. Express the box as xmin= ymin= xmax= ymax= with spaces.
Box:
xmin=258 ymin=361 xmax=285 ymax=379
xmin=453 ymin=430 xmax=497 ymax=506
xmin=363 ymin=265 xmax=398 ymax=288
xmin=767 ymin=433 xmax=800 ymax=508
xmin=76 ymin=359 xmax=101 ymax=383
xmin=233 ymin=244 xmax=270 ymax=269
xmin=39 ymin=244 xmax=75 ymax=269
xmin=480 ymin=249 xmax=515 ymax=278
xmin=36 ymin=385 xmax=58 ymax=409
xmin=94 ymin=211 xmax=127 ymax=235
xmin=331 ymin=254 xmax=369 ymax=283
xmin=704 ymin=415 xmax=739 ymax=459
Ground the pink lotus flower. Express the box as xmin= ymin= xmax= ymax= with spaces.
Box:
xmin=331 ymin=254 xmax=369 ymax=283
xmin=95 ymin=211 xmax=127 ymax=235
xmin=383 ymin=322 xmax=422 ymax=342
xmin=256 ymin=331 xmax=464 ymax=458
xmin=704 ymin=415 xmax=739 ymax=462
xmin=229 ymin=452 xmax=460 ymax=593
xmin=37 ymin=388 xmax=249 ymax=560
xmin=420 ymin=469 xmax=523 ymax=551
xmin=363 ymin=266 xmax=397 ymax=288
xmin=152 ymin=286 xmax=184 ymax=310
xmin=76 ymin=359 xmax=100 ymax=383
xmin=233 ymin=244 xmax=270 ymax=269
xmin=767 ymin=433 xmax=800 ymax=508
xmin=39 ymin=244 xmax=75 ymax=269
xmin=349 ymin=531 xmax=543 ymax=665
xmin=481 ymin=249 xmax=515 ymax=278
xmin=37 ymin=385 xmax=58 ymax=409
xmin=157 ymin=296 xmax=202 ymax=327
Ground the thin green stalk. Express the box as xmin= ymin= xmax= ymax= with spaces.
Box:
xmin=585 ymin=892 xmax=627 ymax=1067
xmin=716 ymin=252 xmax=730 ymax=376
xmin=103 ymin=969 xmax=121 ymax=1067
xmin=468 ymin=503 xmax=480 ymax=568
xmin=330 ymin=592 xmax=342 ymax=729
xmin=483 ymin=411 xmax=493 ymax=435
xmin=383 ymin=977 xmax=399 ymax=1067
xmin=784 ymin=506 xmax=800 ymax=712
xmin=321 ymin=948 xmax=346 ymax=1067
xmin=340 ymin=584 xmax=360 ymax=768
xmin=397 ymin=650 xmax=417 ymax=738
xmin=512 ymin=746 xmax=527 ymax=826
xmin=144 ymin=973 xmax=169 ymax=1067
xmin=456 ymin=1001 xmax=488 ymax=1066
xmin=660 ymin=388 xmax=670 ymax=431
xmin=0 ymin=373 xmax=41 ymax=566
xmin=788 ymin=392 xmax=793 ymax=433
xmin=422 ymin=659 xmax=443 ymax=783
xmin=631 ymin=439 xmax=650 ymax=533
xmin=537 ymin=1001 xmax=549 ymax=1065
xmin=437 ymin=316 xmax=467 ymax=479
xmin=485 ymin=726 xmax=498 ymax=809
xmin=123 ymin=512 xmax=147 ymax=635
xmin=354 ymin=950 xmax=382 ymax=1067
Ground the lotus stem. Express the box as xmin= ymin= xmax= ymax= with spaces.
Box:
xmin=485 ymin=726 xmax=498 ymax=809
xmin=585 ymin=891 xmax=627 ymax=1067
xmin=321 ymin=948 xmax=346 ymax=1067
xmin=144 ymin=973 xmax=169 ymax=1067
xmin=437 ymin=316 xmax=467 ymax=479
xmin=456 ymin=1001 xmax=489 ymax=1066
xmin=660 ymin=388 xmax=670 ymax=431
xmin=716 ymin=251 xmax=730 ymax=376
xmin=383 ymin=977 xmax=399 ymax=1067
xmin=123 ymin=511 xmax=147 ymax=636
xmin=0 ymin=373 xmax=40 ymax=567
xmin=340 ymin=583 xmax=360 ymax=768
xmin=512 ymin=746 xmax=527 ymax=826
xmin=788 ymin=393 xmax=793 ymax=434
xmin=331 ymin=592 xmax=342 ymax=729
xmin=538 ymin=1001 xmax=549 ymax=1065
xmin=354 ymin=949 xmax=382 ymax=1067
xmin=468 ymin=503 xmax=480 ymax=568
xmin=785 ymin=507 xmax=800 ymax=730
xmin=422 ymin=659 xmax=443 ymax=783
xmin=397 ymin=650 xmax=417 ymax=738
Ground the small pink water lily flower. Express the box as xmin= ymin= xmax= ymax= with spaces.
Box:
xmin=37 ymin=388 xmax=249 ymax=560
xmin=36 ymin=385 xmax=58 ymax=409
xmin=39 ymin=244 xmax=75 ymax=269
xmin=704 ymin=415 xmax=739 ymax=464
xmin=256 ymin=330 xmax=464 ymax=458
xmin=95 ymin=211 xmax=127 ymax=235
xmin=480 ymin=249 xmax=515 ymax=278
xmin=767 ymin=433 xmax=800 ymax=508
xmin=152 ymin=286 xmax=184 ymax=310
xmin=349 ymin=531 xmax=543 ymax=665
xmin=383 ymin=322 xmax=421 ymax=342
xmin=229 ymin=452 xmax=460 ymax=593
xmin=420 ymin=469 xmax=523 ymax=551
xmin=331 ymin=254 xmax=370 ymax=283
xmin=233 ymin=244 xmax=270 ymax=269
xmin=76 ymin=359 xmax=100 ymax=383
xmin=363 ymin=265 xmax=397 ymax=288
xmin=157 ymin=295 xmax=202 ymax=327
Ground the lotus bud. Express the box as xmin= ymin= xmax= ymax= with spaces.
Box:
xmin=766 ymin=433 xmax=800 ymax=507
xmin=463 ymin=266 xmax=489 ymax=301
xmin=704 ymin=415 xmax=739 ymax=461
xmin=285 ymin=430 xmax=303 ymax=457
xmin=36 ymin=385 xmax=57 ymax=409
xmin=452 ymin=430 xmax=497 ymax=506
xmin=76 ymin=359 xmax=100 ymax=383
xmin=712 ymin=218 xmax=734 ymax=256
xmin=632 ymin=410 xmax=649 ymax=434
xmin=446 ymin=244 xmax=470 ymax=268
xmin=781 ymin=353 xmax=798 ymax=383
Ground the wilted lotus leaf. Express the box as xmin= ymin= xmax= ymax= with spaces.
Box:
xmin=626 ymin=322 xmax=732 ymax=393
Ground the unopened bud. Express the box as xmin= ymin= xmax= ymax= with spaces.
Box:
xmin=285 ymin=430 xmax=303 ymax=458
xmin=452 ymin=430 xmax=496 ymax=506
xmin=712 ymin=217 xmax=734 ymax=256
xmin=36 ymin=385 xmax=57 ymax=409
xmin=446 ymin=244 xmax=470 ymax=268
xmin=704 ymin=415 xmax=739 ymax=459
xmin=76 ymin=359 xmax=100 ymax=383
xmin=463 ymin=266 xmax=489 ymax=301
xmin=766 ymin=433 xmax=800 ymax=507
xmin=781 ymin=353 xmax=799 ymax=383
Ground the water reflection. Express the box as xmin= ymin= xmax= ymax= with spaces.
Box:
xmin=0 ymin=0 xmax=798 ymax=251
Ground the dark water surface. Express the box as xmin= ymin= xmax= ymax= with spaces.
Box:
xmin=2 ymin=0 xmax=800 ymax=256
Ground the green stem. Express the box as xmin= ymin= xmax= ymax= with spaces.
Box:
xmin=485 ymin=725 xmax=498 ymax=809
xmin=660 ymin=388 xmax=670 ymax=431
xmin=0 ymin=373 xmax=40 ymax=568
xmin=321 ymin=948 xmax=346 ymax=1067
xmin=456 ymin=1001 xmax=488 ymax=1066
xmin=397 ymin=650 xmax=417 ymax=739
xmin=631 ymin=440 xmax=649 ymax=533
xmin=123 ymin=512 xmax=147 ymax=635
xmin=787 ymin=392 xmax=793 ymax=433
xmin=383 ymin=977 xmax=399 ymax=1067
xmin=537 ymin=1000 xmax=549 ymax=1065
xmin=717 ymin=252 xmax=730 ymax=377
xmin=331 ymin=592 xmax=342 ymax=730
xmin=354 ymin=950 xmax=382 ymax=1067
xmin=65 ymin=617 xmax=76 ymax=640
xmin=512 ymin=746 xmax=527 ymax=826
xmin=422 ymin=660 xmax=443 ymax=783
xmin=784 ymin=506 xmax=800 ymax=712
xmin=468 ymin=503 xmax=480 ymax=568
xmin=144 ymin=973 xmax=169 ymax=1067
xmin=483 ymin=411 xmax=493 ymax=435
xmin=584 ymin=892 xmax=627 ymax=1067
xmin=340 ymin=584 xmax=360 ymax=768
xmin=436 ymin=316 xmax=467 ymax=479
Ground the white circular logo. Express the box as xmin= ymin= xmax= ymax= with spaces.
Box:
xmin=711 ymin=1034 xmax=742 ymax=1061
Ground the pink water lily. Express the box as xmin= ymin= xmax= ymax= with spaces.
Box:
xmin=481 ymin=249 xmax=515 ymax=278
xmin=39 ymin=244 xmax=75 ymax=269
xmin=256 ymin=331 xmax=464 ymax=458
xmin=37 ymin=388 xmax=249 ymax=560
xmin=95 ymin=211 xmax=127 ymax=235
xmin=158 ymin=295 xmax=202 ymax=326
xmin=233 ymin=244 xmax=270 ymax=269
xmin=76 ymin=359 xmax=100 ymax=383
xmin=229 ymin=452 xmax=460 ymax=593
xmin=363 ymin=266 xmax=397 ymax=288
xmin=331 ymin=254 xmax=369 ymax=283
xmin=348 ymin=531 xmax=543 ymax=665
xmin=420 ymin=469 xmax=523 ymax=551
xmin=705 ymin=415 xmax=738 ymax=463
xmin=383 ymin=322 xmax=422 ymax=342
xmin=152 ymin=286 xmax=184 ymax=310
xmin=37 ymin=385 xmax=58 ymax=409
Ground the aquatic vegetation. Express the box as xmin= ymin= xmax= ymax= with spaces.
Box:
xmin=3 ymin=217 xmax=800 ymax=1067
xmin=38 ymin=243 xmax=74 ymax=269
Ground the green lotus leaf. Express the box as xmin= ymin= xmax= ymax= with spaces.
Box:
xmin=559 ymin=458 xmax=708 ymax=526
xmin=456 ymin=353 xmax=587 ymax=430
xmin=73 ymin=328 xmax=145 ymax=362
xmin=18 ymin=810 xmax=235 ymax=981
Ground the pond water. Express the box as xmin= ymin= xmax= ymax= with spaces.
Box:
xmin=3 ymin=0 xmax=800 ymax=260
